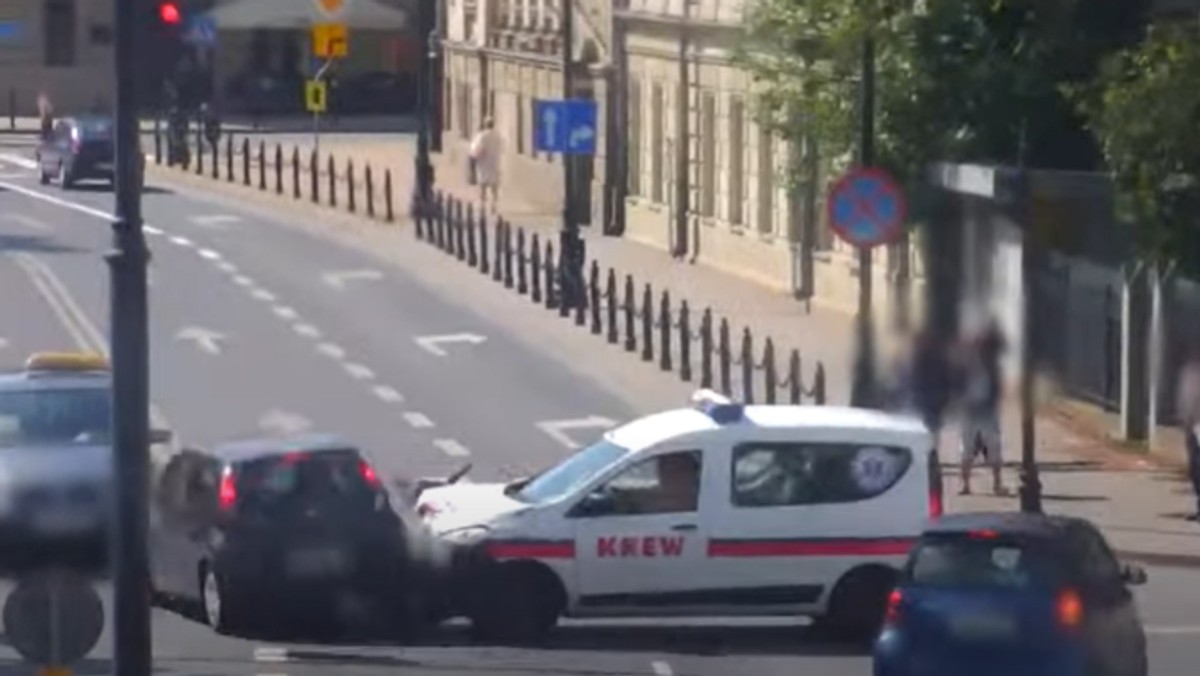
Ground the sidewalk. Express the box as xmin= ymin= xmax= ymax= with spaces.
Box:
xmin=145 ymin=132 xmax=1200 ymax=567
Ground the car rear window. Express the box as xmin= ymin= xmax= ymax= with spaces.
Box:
xmin=0 ymin=387 xmax=110 ymax=447
xmin=235 ymin=449 xmax=379 ymax=517
xmin=76 ymin=119 xmax=113 ymax=140
xmin=907 ymin=534 xmax=1065 ymax=589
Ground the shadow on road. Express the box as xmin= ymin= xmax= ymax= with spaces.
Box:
xmin=0 ymin=233 xmax=84 ymax=254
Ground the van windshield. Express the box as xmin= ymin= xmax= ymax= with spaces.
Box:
xmin=513 ymin=439 xmax=628 ymax=505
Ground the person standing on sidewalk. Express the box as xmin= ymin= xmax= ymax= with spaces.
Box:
xmin=36 ymin=92 xmax=54 ymax=140
xmin=1178 ymin=345 xmax=1200 ymax=521
xmin=468 ymin=117 xmax=502 ymax=213
xmin=959 ymin=320 xmax=1009 ymax=496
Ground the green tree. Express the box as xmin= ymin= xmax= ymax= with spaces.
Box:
xmin=1070 ymin=20 xmax=1200 ymax=271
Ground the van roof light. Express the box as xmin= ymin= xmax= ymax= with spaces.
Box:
xmin=690 ymin=389 xmax=744 ymax=424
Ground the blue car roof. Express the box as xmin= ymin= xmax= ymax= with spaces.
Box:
xmin=924 ymin=511 xmax=1084 ymax=538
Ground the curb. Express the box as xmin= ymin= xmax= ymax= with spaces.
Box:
xmin=1116 ymin=549 xmax=1200 ymax=570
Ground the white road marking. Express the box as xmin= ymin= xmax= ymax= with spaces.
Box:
xmin=322 ymin=269 xmax=383 ymax=290
xmin=233 ymin=275 xmax=254 ymax=287
xmin=293 ymin=323 xmax=320 ymax=338
xmin=0 ymin=337 xmax=7 ymax=350
xmin=317 ymin=342 xmax=346 ymax=360
xmin=433 ymin=439 xmax=471 ymax=458
xmin=197 ymin=248 xmax=222 ymax=261
xmin=0 ymin=172 xmax=28 ymax=179
xmin=414 ymin=333 xmax=487 ymax=357
xmin=217 ymin=261 xmax=238 ymax=274
xmin=0 ymin=153 xmax=37 ymax=169
xmin=344 ymin=362 xmax=375 ymax=380
xmin=144 ymin=225 xmax=164 ymax=236
xmin=2 ymin=213 xmax=49 ymax=231
xmin=372 ymin=385 xmax=404 ymax=403
xmin=169 ymin=235 xmax=194 ymax=247
xmin=1145 ymin=625 xmax=1200 ymax=636
xmin=253 ymin=646 xmax=289 ymax=663
xmin=273 ymin=305 xmax=299 ymax=320
xmin=257 ymin=410 xmax=312 ymax=436
xmin=403 ymin=412 xmax=434 ymax=429
xmin=537 ymin=416 xmax=620 ymax=450
xmin=189 ymin=214 xmax=241 ymax=228
xmin=0 ymin=177 xmax=116 ymax=221
xmin=651 ymin=661 xmax=674 ymax=676
xmin=175 ymin=326 xmax=226 ymax=355
xmin=251 ymin=288 xmax=276 ymax=302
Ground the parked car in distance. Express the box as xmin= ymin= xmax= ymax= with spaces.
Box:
xmin=36 ymin=115 xmax=118 ymax=189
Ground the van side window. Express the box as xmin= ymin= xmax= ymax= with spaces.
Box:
xmin=577 ymin=451 xmax=703 ymax=517
xmin=730 ymin=442 xmax=912 ymax=507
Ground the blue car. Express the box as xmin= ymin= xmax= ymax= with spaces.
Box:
xmin=874 ymin=512 xmax=1148 ymax=676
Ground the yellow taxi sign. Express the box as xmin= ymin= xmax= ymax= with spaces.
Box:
xmin=24 ymin=352 xmax=110 ymax=373
xmin=306 ymin=80 xmax=328 ymax=114
xmin=311 ymin=23 xmax=348 ymax=58
xmin=37 ymin=667 xmax=73 ymax=676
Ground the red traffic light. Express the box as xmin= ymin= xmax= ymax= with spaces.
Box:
xmin=159 ymin=2 xmax=182 ymax=25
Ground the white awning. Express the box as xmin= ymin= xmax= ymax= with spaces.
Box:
xmin=209 ymin=0 xmax=411 ymax=30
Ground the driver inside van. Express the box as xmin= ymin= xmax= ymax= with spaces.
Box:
xmin=648 ymin=453 xmax=700 ymax=513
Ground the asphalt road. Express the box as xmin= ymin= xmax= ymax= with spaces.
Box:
xmin=0 ymin=149 xmax=1197 ymax=676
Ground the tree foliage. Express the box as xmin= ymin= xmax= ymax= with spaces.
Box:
xmin=1069 ymin=20 xmax=1200 ymax=268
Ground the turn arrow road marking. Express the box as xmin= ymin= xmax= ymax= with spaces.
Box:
xmin=414 ymin=333 xmax=487 ymax=357
xmin=537 ymin=416 xmax=620 ymax=450
xmin=175 ymin=326 xmax=226 ymax=355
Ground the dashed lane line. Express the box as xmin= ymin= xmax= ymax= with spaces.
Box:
xmin=293 ymin=323 xmax=321 ymax=338
xmin=403 ymin=412 xmax=435 ymax=429
xmin=197 ymin=248 xmax=222 ymax=261
xmin=316 ymin=342 xmax=347 ymax=360
xmin=168 ymin=235 xmax=194 ymax=248
xmin=253 ymin=647 xmax=288 ymax=663
xmin=433 ymin=439 xmax=471 ymax=458
xmin=272 ymin=305 xmax=299 ymax=320
xmin=233 ymin=275 xmax=255 ymax=287
xmin=372 ymin=385 xmax=404 ymax=403
xmin=344 ymin=362 xmax=375 ymax=381
xmin=217 ymin=260 xmax=238 ymax=274
xmin=251 ymin=288 xmax=277 ymax=302
xmin=651 ymin=661 xmax=674 ymax=676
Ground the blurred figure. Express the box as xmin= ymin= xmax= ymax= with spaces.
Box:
xmin=908 ymin=328 xmax=957 ymax=440
xmin=37 ymin=92 xmax=54 ymax=140
xmin=200 ymin=102 xmax=221 ymax=150
xmin=959 ymin=320 xmax=1008 ymax=496
xmin=468 ymin=117 xmax=502 ymax=213
xmin=1178 ymin=345 xmax=1200 ymax=521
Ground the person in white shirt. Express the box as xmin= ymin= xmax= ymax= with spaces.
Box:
xmin=468 ymin=117 xmax=502 ymax=213
xmin=1178 ymin=344 xmax=1200 ymax=521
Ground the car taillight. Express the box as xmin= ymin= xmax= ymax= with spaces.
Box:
xmin=928 ymin=490 xmax=943 ymax=518
xmin=884 ymin=588 xmax=904 ymax=627
xmin=1057 ymin=588 xmax=1084 ymax=630
xmin=217 ymin=468 xmax=237 ymax=511
xmin=927 ymin=448 xmax=943 ymax=519
xmin=359 ymin=460 xmax=381 ymax=488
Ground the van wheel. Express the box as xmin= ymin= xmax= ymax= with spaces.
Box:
xmin=817 ymin=566 xmax=897 ymax=643
xmin=469 ymin=563 xmax=563 ymax=645
xmin=38 ymin=164 xmax=50 ymax=185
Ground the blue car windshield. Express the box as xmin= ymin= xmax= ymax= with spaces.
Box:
xmin=908 ymin=536 xmax=1064 ymax=589
xmin=0 ymin=387 xmax=111 ymax=447
xmin=513 ymin=438 xmax=629 ymax=505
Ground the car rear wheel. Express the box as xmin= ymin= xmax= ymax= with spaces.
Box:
xmin=57 ymin=162 xmax=72 ymax=190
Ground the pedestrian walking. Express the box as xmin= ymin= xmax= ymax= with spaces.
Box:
xmin=468 ymin=117 xmax=502 ymax=213
xmin=1177 ymin=344 xmax=1200 ymax=521
xmin=959 ymin=320 xmax=1008 ymax=496
xmin=36 ymin=92 xmax=54 ymax=140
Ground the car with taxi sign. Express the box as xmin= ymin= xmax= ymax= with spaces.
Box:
xmin=416 ymin=390 xmax=943 ymax=643
xmin=0 ymin=352 xmax=172 ymax=573
xmin=874 ymin=512 xmax=1148 ymax=676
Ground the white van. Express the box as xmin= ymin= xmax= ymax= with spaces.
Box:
xmin=418 ymin=391 xmax=942 ymax=642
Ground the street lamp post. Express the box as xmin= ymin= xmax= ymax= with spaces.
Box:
xmin=559 ymin=0 xmax=585 ymax=309
xmin=850 ymin=35 xmax=878 ymax=409
xmin=111 ymin=1 xmax=153 ymax=675
xmin=1016 ymin=123 xmax=1043 ymax=514
xmin=410 ymin=0 xmax=436 ymax=219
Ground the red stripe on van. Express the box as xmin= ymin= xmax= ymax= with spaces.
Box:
xmin=485 ymin=540 xmax=576 ymax=560
xmin=707 ymin=537 xmax=915 ymax=558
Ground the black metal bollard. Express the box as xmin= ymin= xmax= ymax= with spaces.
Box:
xmin=384 ymin=169 xmax=395 ymax=222
xmin=589 ymin=261 xmax=601 ymax=335
xmin=274 ymin=144 xmax=283 ymax=194
xmin=430 ymin=192 xmax=444 ymax=244
xmin=366 ymin=165 xmax=375 ymax=218
xmin=455 ymin=203 xmax=467 ymax=260
xmin=154 ymin=119 xmax=162 ymax=164
xmin=347 ymin=160 xmax=357 ymax=213
xmin=788 ymin=350 xmax=802 ymax=404
xmin=813 ymin=363 xmax=827 ymax=404
xmin=195 ymin=127 xmax=204 ymax=175
xmin=764 ymin=339 xmax=777 ymax=405
xmin=310 ymin=150 xmax=319 ymax=203
xmin=436 ymin=196 xmax=448 ymax=249
xmin=606 ymin=269 xmax=618 ymax=344
xmin=226 ymin=135 xmax=233 ymax=181
xmin=479 ymin=212 xmax=490 ymax=274
xmin=623 ymin=275 xmax=636 ymax=352
xmin=545 ymin=241 xmax=558 ymax=309
xmin=503 ymin=220 xmax=515 ymax=289
xmin=641 ymin=284 xmax=653 ymax=363
xmin=258 ymin=141 xmax=266 ymax=190
xmin=530 ymin=233 xmax=542 ymax=302
xmin=241 ymin=138 xmax=250 ymax=186
xmin=467 ymin=204 xmax=478 ymax=267
xmin=327 ymin=155 xmax=337 ymax=207
xmin=292 ymin=148 xmax=301 ymax=199
xmin=659 ymin=291 xmax=672 ymax=372
xmin=517 ymin=228 xmax=528 ymax=294
xmin=492 ymin=219 xmax=503 ymax=282
xmin=700 ymin=309 xmax=713 ymax=388
xmin=719 ymin=318 xmax=731 ymax=395
xmin=211 ymin=139 xmax=219 ymax=179
xmin=679 ymin=301 xmax=692 ymax=382
xmin=451 ymin=201 xmax=464 ymax=255
xmin=741 ymin=328 xmax=754 ymax=404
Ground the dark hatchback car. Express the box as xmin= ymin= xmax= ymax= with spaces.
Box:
xmin=149 ymin=436 xmax=437 ymax=636
xmin=35 ymin=115 xmax=118 ymax=189
xmin=874 ymin=512 xmax=1148 ymax=676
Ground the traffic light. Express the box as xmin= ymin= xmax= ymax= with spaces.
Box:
xmin=159 ymin=2 xmax=182 ymax=26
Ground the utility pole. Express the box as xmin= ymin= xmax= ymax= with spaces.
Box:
xmin=673 ymin=0 xmax=693 ymax=258
xmin=850 ymin=35 xmax=877 ymax=408
xmin=1016 ymin=120 xmax=1043 ymax=514
xmin=111 ymin=0 xmax=152 ymax=674
xmin=560 ymin=0 xmax=585 ymax=309
xmin=410 ymin=0 xmax=435 ymax=218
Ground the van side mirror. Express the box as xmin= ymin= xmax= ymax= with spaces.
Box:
xmin=1120 ymin=563 xmax=1147 ymax=586
xmin=570 ymin=489 xmax=616 ymax=518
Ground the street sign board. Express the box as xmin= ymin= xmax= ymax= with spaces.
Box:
xmin=3 ymin=571 xmax=104 ymax=668
xmin=183 ymin=14 xmax=217 ymax=46
xmin=311 ymin=22 xmax=348 ymax=58
xmin=533 ymin=99 xmax=597 ymax=155
xmin=314 ymin=0 xmax=351 ymax=19
xmin=306 ymin=80 xmax=328 ymax=114
xmin=826 ymin=167 xmax=907 ymax=248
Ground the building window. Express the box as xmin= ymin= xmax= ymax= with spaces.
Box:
xmin=731 ymin=443 xmax=913 ymax=508
xmin=444 ymin=79 xmax=453 ymax=133
xmin=457 ymin=83 xmax=470 ymax=140
xmin=516 ymin=94 xmax=526 ymax=155
xmin=627 ymin=77 xmax=642 ymax=197
xmin=757 ymin=125 xmax=775 ymax=234
xmin=650 ymin=83 xmax=664 ymax=203
xmin=728 ymin=96 xmax=745 ymax=225
xmin=699 ymin=91 xmax=716 ymax=218
xmin=44 ymin=0 xmax=77 ymax=67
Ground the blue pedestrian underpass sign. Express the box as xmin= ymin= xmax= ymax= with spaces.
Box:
xmin=184 ymin=14 xmax=217 ymax=46
xmin=533 ymin=99 xmax=597 ymax=155
xmin=826 ymin=167 xmax=907 ymax=249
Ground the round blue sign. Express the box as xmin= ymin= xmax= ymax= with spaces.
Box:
xmin=827 ymin=168 xmax=907 ymax=248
